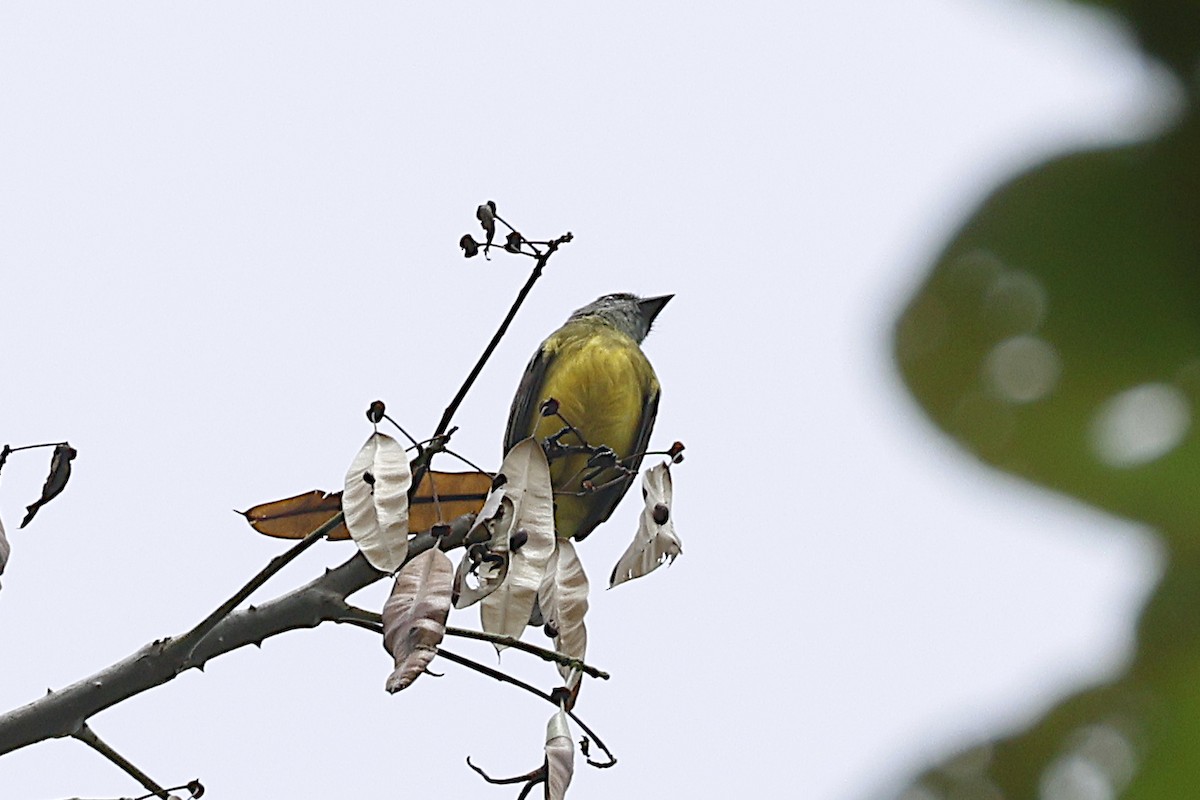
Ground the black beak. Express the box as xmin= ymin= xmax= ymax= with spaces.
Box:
xmin=638 ymin=294 xmax=673 ymax=324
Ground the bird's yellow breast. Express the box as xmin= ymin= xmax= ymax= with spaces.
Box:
xmin=522 ymin=320 xmax=659 ymax=537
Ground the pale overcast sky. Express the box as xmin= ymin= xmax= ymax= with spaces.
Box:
xmin=0 ymin=2 xmax=1174 ymax=798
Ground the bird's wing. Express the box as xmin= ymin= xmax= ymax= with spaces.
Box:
xmin=504 ymin=344 xmax=552 ymax=454
xmin=573 ymin=387 xmax=660 ymax=541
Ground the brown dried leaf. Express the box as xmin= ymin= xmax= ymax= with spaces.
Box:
xmin=409 ymin=470 xmax=494 ymax=533
xmin=20 ymin=443 xmax=77 ymax=528
xmin=240 ymin=491 xmax=349 ymax=540
xmin=243 ymin=471 xmax=492 ymax=540
xmin=382 ymin=547 xmax=454 ymax=693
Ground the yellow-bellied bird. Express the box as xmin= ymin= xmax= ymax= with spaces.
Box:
xmin=504 ymin=293 xmax=672 ymax=541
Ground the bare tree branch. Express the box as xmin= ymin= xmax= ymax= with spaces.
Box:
xmin=73 ymin=723 xmax=171 ymax=800
xmin=0 ymin=514 xmax=481 ymax=757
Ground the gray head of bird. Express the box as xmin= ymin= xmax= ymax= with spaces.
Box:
xmin=569 ymin=292 xmax=673 ymax=344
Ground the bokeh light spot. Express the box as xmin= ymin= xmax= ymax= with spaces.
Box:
xmin=981 ymin=270 xmax=1048 ymax=336
xmin=984 ymin=335 xmax=1061 ymax=404
xmin=1068 ymin=724 xmax=1137 ymax=790
xmin=899 ymin=786 xmax=943 ymax=800
xmin=1039 ymin=754 xmax=1113 ymax=800
xmin=1090 ymin=383 xmax=1190 ymax=468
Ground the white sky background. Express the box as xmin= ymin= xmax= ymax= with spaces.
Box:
xmin=0 ymin=2 xmax=1175 ymax=798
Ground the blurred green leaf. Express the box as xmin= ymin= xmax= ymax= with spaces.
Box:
xmin=894 ymin=109 xmax=1200 ymax=796
xmin=1059 ymin=0 xmax=1200 ymax=77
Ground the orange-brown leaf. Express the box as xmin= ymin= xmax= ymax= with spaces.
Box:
xmin=243 ymin=471 xmax=494 ymax=540
xmin=241 ymin=490 xmax=349 ymax=540
xmin=409 ymin=470 xmax=494 ymax=533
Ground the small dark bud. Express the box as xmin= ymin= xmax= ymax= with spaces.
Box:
xmin=652 ymin=503 xmax=670 ymax=525
xmin=362 ymin=471 xmax=375 ymax=486
xmin=510 ymin=529 xmax=528 ymax=551
xmin=459 ymin=235 xmax=479 ymax=258
xmin=673 ymin=453 xmax=685 ymax=464
xmin=491 ymin=473 xmax=508 ymax=491
xmin=543 ymin=622 xmax=559 ymax=639
xmin=540 ymin=397 xmax=560 ymax=417
xmin=549 ymin=686 xmax=572 ymax=707
xmin=504 ymin=231 xmax=523 ymax=253
xmin=431 ymin=523 xmax=451 ymax=539
xmin=188 ymin=779 xmax=206 ymax=799
xmin=668 ymin=441 xmax=685 ymax=457
xmin=579 ymin=737 xmax=591 ymax=757
xmin=476 ymin=203 xmax=496 ymax=244
xmin=366 ymin=400 xmax=386 ymax=423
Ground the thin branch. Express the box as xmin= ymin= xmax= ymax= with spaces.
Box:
xmin=382 ymin=413 xmax=420 ymax=449
xmin=436 ymin=647 xmax=617 ymax=768
xmin=0 ymin=514 xmax=478 ymax=757
xmin=441 ymin=447 xmax=492 ymax=477
xmin=330 ymin=603 xmax=610 ymax=680
xmin=433 ymin=232 xmax=572 ymax=439
xmin=3 ymin=441 xmax=69 ymax=454
xmin=444 ymin=626 xmax=609 ymax=680
xmin=171 ymin=511 xmax=343 ymax=660
xmin=466 ymin=756 xmax=544 ymax=785
xmin=407 ymin=428 xmax=456 ymax=509
xmin=73 ymin=723 xmax=170 ymax=800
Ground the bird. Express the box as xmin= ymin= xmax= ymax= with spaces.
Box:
xmin=504 ymin=292 xmax=671 ymax=541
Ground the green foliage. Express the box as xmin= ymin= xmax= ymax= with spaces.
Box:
xmin=1066 ymin=0 xmax=1200 ymax=76
xmin=893 ymin=2 xmax=1200 ymax=796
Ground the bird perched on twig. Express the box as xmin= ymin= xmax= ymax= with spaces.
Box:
xmin=504 ymin=293 xmax=672 ymax=541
